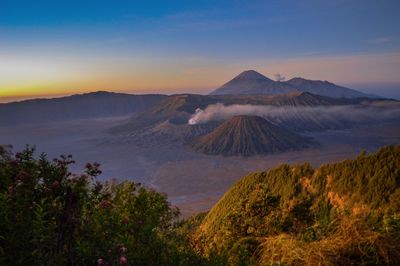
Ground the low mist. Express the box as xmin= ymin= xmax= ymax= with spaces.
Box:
xmin=188 ymin=102 xmax=400 ymax=125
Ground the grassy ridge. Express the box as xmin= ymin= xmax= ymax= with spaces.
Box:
xmin=194 ymin=145 xmax=400 ymax=265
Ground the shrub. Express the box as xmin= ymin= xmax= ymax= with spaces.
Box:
xmin=0 ymin=146 xmax=211 ymax=265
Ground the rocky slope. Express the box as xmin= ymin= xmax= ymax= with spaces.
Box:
xmin=190 ymin=115 xmax=311 ymax=156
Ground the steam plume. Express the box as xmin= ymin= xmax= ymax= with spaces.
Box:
xmin=188 ymin=102 xmax=400 ymax=125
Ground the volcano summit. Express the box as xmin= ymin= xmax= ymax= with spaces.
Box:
xmin=190 ymin=115 xmax=311 ymax=156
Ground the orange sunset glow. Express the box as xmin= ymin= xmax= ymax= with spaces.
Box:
xmin=1 ymin=52 xmax=400 ymax=102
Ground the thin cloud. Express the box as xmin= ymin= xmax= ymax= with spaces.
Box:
xmin=367 ymin=37 xmax=392 ymax=44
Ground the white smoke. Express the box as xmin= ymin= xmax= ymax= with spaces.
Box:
xmin=187 ymin=102 xmax=400 ymax=125
xmin=188 ymin=108 xmax=205 ymax=125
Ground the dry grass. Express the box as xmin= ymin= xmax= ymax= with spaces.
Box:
xmin=257 ymin=219 xmax=400 ymax=266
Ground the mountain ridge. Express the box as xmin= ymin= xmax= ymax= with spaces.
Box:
xmin=210 ymin=70 xmax=374 ymax=98
xmin=0 ymin=91 xmax=167 ymax=125
xmin=210 ymin=70 xmax=296 ymax=96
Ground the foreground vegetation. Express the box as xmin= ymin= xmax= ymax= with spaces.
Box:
xmin=0 ymin=145 xmax=399 ymax=265
xmin=194 ymin=145 xmax=400 ymax=265
xmin=0 ymin=146 xmax=217 ymax=265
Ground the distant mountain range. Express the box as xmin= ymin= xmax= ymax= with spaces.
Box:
xmin=0 ymin=91 xmax=166 ymax=125
xmin=210 ymin=70 xmax=374 ymax=98
xmin=108 ymin=92 xmax=398 ymax=156
xmin=190 ymin=115 xmax=312 ymax=156
xmin=1 ymin=71 xmax=397 ymax=157
xmin=111 ymin=91 xmax=382 ymax=135
xmin=3 ymin=89 xmax=359 ymax=130
xmin=0 ymin=70 xmax=379 ymax=126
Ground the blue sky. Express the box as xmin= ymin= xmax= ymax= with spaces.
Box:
xmin=1 ymin=0 xmax=399 ymax=100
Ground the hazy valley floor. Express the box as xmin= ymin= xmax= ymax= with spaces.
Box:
xmin=1 ymin=118 xmax=399 ymax=217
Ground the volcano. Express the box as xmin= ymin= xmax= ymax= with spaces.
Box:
xmin=190 ymin=115 xmax=311 ymax=156
xmin=210 ymin=70 xmax=373 ymax=98
xmin=210 ymin=70 xmax=296 ymax=95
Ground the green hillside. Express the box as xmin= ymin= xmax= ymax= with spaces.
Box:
xmin=193 ymin=145 xmax=400 ymax=265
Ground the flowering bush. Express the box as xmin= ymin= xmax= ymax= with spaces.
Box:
xmin=0 ymin=146 xmax=211 ymax=265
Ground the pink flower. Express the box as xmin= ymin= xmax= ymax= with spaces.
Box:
xmin=15 ymin=171 xmax=30 ymax=182
xmin=118 ymin=256 xmax=128 ymax=265
xmin=97 ymin=258 xmax=108 ymax=266
xmin=122 ymin=217 xmax=129 ymax=225
xmin=99 ymin=200 xmax=111 ymax=209
xmin=51 ymin=180 xmax=60 ymax=189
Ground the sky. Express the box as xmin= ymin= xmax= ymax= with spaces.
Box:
xmin=1 ymin=0 xmax=400 ymax=102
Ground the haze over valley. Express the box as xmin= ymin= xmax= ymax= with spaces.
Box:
xmin=2 ymin=71 xmax=399 ymax=216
